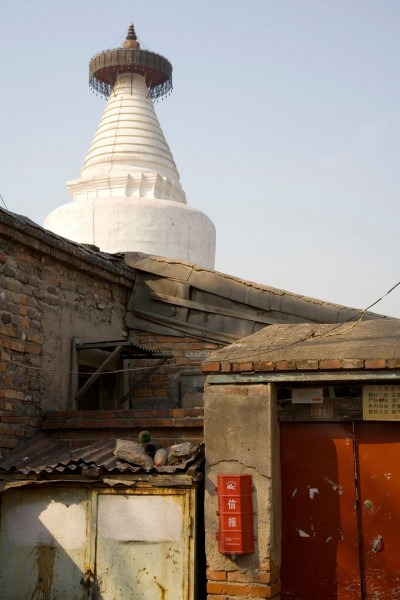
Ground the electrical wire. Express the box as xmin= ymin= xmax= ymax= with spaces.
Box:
xmin=108 ymin=30 xmax=126 ymax=49
xmin=0 ymin=194 xmax=9 ymax=210
xmin=308 ymin=279 xmax=400 ymax=341
xmin=220 ymin=278 xmax=400 ymax=361
xmin=364 ymin=280 xmax=400 ymax=313
xmin=3 ymin=279 xmax=400 ymax=376
xmin=107 ymin=26 xmax=149 ymax=51
xmin=8 ymin=358 xmax=203 ymax=376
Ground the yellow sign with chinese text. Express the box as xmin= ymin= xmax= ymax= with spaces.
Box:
xmin=363 ymin=385 xmax=400 ymax=420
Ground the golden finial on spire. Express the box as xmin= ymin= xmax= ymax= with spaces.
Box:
xmin=89 ymin=20 xmax=172 ymax=101
xmin=123 ymin=22 xmax=140 ymax=49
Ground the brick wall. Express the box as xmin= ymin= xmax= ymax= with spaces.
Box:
xmin=1 ymin=246 xmax=44 ymax=453
xmin=0 ymin=212 xmax=229 ymax=455
xmin=127 ymin=332 xmax=223 ymax=409
xmin=43 ymin=408 xmax=204 ymax=446
xmin=0 ymin=212 xmax=221 ymax=454
xmin=0 ymin=219 xmax=133 ymax=455
xmin=206 ymin=561 xmax=281 ymax=598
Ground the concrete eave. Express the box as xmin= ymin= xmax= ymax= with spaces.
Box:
xmin=202 ymin=320 xmax=400 ymax=378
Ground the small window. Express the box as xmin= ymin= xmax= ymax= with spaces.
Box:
xmin=70 ymin=338 xmax=168 ymax=410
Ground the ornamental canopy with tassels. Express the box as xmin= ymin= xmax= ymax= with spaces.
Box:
xmin=89 ymin=22 xmax=173 ymax=101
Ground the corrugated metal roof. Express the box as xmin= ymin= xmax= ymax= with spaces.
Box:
xmin=76 ymin=339 xmax=165 ymax=358
xmin=0 ymin=434 xmax=202 ymax=476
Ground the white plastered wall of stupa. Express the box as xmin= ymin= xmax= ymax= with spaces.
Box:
xmin=44 ymin=29 xmax=216 ymax=269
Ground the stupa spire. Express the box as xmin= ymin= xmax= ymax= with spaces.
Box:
xmin=88 ymin=21 xmax=172 ymax=101
xmin=44 ymin=21 xmax=216 ymax=268
xmin=123 ymin=23 xmax=140 ymax=49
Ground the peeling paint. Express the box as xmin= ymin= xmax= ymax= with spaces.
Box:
xmin=95 ymin=490 xmax=194 ymax=599
xmin=98 ymin=495 xmax=183 ymax=542
xmin=309 ymin=487 xmax=319 ymax=499
xmin=326 ymin=536 xmax=333 ymax=543
xmin=292 ymin=488 xmax=297 ymax=498
xmin=297 ymin=528 xmax=311 ymax=538
xmin=324 ymin=476 xmax=343 ymax=495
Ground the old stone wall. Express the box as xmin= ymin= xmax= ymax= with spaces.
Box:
xmin=204 ymin=382 xmax=281 ymax=599
xmin=0 ymin=218 xmax=133 ymax=455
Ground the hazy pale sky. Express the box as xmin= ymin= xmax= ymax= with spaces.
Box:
xmin=1 ymin=1 xmax=399 ymax=317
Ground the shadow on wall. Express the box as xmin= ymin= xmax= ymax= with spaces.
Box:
xmin=0 ymin=486 xmax=196 ymax=600
xmin=0 ymin=487 xmax=101 ymax=599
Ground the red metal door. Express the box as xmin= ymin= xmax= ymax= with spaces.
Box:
xmin=355 ymin=422 xmax=400 ymax=599
xmin=281 ymin=422 xmax=400 ymax=599
xmin=280 ymin=423 xmax=361 ymax=599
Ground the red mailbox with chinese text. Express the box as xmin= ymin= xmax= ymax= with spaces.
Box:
xmin=217 ymin=474 xmax=255 ymax=555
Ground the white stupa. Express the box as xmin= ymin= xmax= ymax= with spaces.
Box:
xmin=44 ymin=23 xmax=216 ymax=268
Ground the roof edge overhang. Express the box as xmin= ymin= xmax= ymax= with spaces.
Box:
xmin=206 ymin=369 xmax=400 ymax=384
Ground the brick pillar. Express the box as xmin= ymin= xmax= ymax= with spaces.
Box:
xmin=204 ymin=383 xmax=281 ymax=599
xmin=206 ymin=561 xmax=281 ymax=598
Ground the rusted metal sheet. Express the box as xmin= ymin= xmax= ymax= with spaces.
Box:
xmin=95 ymin=488 xmax=195 ymax=599
xmin=0 ymin=486 xmax=196 ymax=600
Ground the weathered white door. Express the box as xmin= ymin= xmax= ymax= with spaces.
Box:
xmin=0 ymin=487 xmax=91 ymax=600
xmin=94 ymin=489 xmax=195 ymax=599
xmin=0 ymin=486 xmax=196 ymax=599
